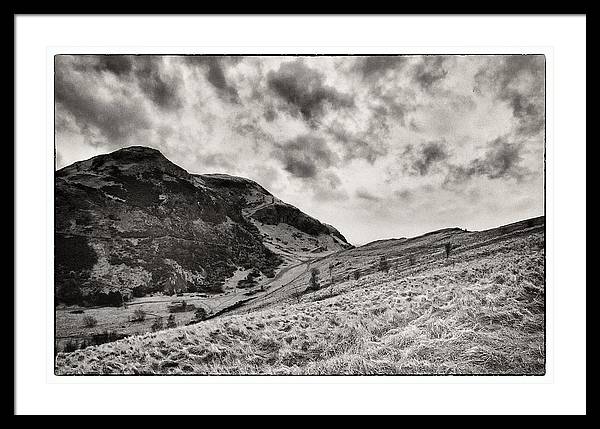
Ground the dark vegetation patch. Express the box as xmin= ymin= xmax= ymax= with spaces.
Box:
xmin=251 ymin=204 xmax=331 ymax=237
xmin=55 ymin=234 xmax=97 ymax=273
xmin=167 ymin=301 xmax=197 ymax=313
xmin=237 ymin=268 xmax=262 ymax=288
xmin=60 ymin=331 xmax=128 ymax=353
xmin=55 ymin=152 xmax=285 ymax=306
xmin=111 ymin=173 xmax=161 ymax=208
xmin=83 ymin=289 xmax=127 ymax=307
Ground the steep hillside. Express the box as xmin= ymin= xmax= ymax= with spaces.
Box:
xmin=55 ymin=216 xmax=545 ymax=375
xmin=232 ymin=216 xmax=544 ymax=314
xmin=55 ymin=146 xmax=350 ymax=306
xmin=198 ymin=173 xmax=351 ymax=266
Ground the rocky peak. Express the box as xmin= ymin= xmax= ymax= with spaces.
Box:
xmin=55 ymin=146 xmax=351 ymax=306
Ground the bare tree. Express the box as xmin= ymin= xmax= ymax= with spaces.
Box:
xmin=444 ymin=242 xmax=453 ymax=259
xmin=309 ymin=268 xmax=320 ymax=291
xmin=328 ymin=262 xmax=334 ymax=294
xmin=379 ymin=255 xmax=390 ymax=272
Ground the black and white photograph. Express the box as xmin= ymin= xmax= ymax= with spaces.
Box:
xmin=14 ymin=14 xmax=586 ymax=415
xmin=53 ymin=54 xmax=546 ymax=375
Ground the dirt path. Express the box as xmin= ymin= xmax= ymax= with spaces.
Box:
xmin=227 ymin=250 xmax=346 ymax=314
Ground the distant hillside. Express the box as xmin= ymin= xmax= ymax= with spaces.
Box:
xmin=55 ymin=146 xmax=351 ymax=306
xmin=232 ymin=216 xmax=545 ymax=314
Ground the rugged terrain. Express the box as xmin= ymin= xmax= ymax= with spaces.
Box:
xmin=55 ymin=146 xmax=351 ymax=307
xmin=55 ymin=216 xmax=545 ymax=375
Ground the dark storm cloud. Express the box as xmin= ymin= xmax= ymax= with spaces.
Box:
xmin=91 ymin=55 xmax=134 ymax=76
xmin=267 ymin=60 xmax=355 ymax=125
xmin=134 ymin=56 xmax=182 ymax=111
xmin=402 ymin=140 xmax=450 ymax=176
xmin=413 ymin=57 xmax=449 ymax=90
xmin=55 ymin=56 xmax=152 ymax=146
xmin=445 ymin=136 xmax=529 ymax=184
xmin=182 ymin=56 xmax=241 ymax=104
xmin=272 ymin=135 xmax=338 ymax=179
xmin=475 ymin=55 xmax=545 ymax=137
xmin=353 ymin=56 xmax=408 ymax=80
xmin=61 ymin=55 xmax=182 ymax=111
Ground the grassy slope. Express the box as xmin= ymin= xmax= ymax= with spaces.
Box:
xmin=55 ymin=220 xmax=544 ymax=375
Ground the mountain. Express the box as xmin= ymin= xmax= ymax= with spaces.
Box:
xmin=55 ymin=146 xmax=351 ymax=306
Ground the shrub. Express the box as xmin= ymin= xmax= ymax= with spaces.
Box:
xmin=308 ymin=268 xmax=320 ymax=291
xmin=353 ymin=270 xmax=361 ymax=280
xmin=379 ymin=255 xmax=390 ymax=272
xmin=444 ymin=242 xmax=453 ymax=259
xmin=90 ymin=331 xmax=125 ymax=346
xmin=168 ymin=301 xmax=196 ymax=313
xmin=151 ymin=317 xmax=164 ymax=332
xmin=131 ymin=308 xmax=146 ymax=322
xmin=166 ymin=314 xmax=177 ymax=329
xmin=237 ymin=271 xmax=259 ymax=289
xmin=82 ymin=315 xmax=98 ymax=328
xmin=55 ymin=279 xmax=83 ymax=306
xmin=408 ymin=255 xmax=416 ymax=266
xmin=194 ymin=307 xmax=209 ymax=321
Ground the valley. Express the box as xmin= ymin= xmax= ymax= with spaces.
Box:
xmin=55 ymin=215 xmax=545 ymax=374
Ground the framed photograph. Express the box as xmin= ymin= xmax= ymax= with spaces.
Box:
xmin=14 ymin=14 xmax=586 ymax=415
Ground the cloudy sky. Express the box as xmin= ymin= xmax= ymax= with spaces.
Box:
xmin=55 ymin=55 xmax=545 ymax=245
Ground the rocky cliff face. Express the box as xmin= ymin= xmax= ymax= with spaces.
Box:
xmin=55 ymin=146 xmax=351 ymax=306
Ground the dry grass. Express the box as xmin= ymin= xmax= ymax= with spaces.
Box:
xmin=55 ymin=230 xmax=544 ymax=375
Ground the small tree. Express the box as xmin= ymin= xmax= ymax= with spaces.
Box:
xmin=151 ymin=317 xmax=164 ymax=332
xmin=379 ymin=255 xmax=390 ymax=272
xmin=194 ymin=306 xmax=209 ymax=321
xmin=444 ymin=242 xmax=453 ymax=259
xmin=131 ymin=308 xmax=146 ymax=322
xmin=82 ymin=315 xmax=97 ymax=328
xmin=293 ymin=289 xmax=302 ymax=304
xmin=166 ymin=314 xmax=177 ymax=329
xmin=353 ymin=270 xmax=361 ymax=281
xmin=308 ymin=268 xmax=320 ymax=291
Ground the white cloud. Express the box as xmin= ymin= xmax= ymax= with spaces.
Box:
xmin=55 ymin=55 xmax=545 ymax=244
